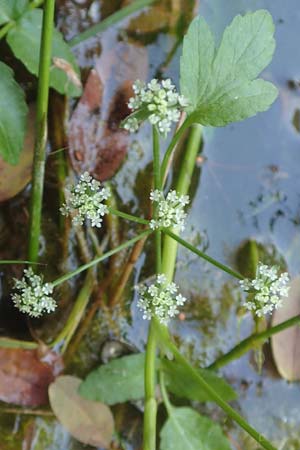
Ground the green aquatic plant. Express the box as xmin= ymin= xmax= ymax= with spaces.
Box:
xmin=2 ymin=4 xmax=299 ymax=450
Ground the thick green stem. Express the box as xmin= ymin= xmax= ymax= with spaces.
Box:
xmin=163 ymin=229 xmax=244 ymax=281
xmin=28 ymin=0 xmax=55 ymax=263
xmin=69 ymin=0 xmax=156 ymax=47
xmin=209 ymin=314 xmax=300 ymax=370
xmin=51 ymin=269 xmax=95 ymax=353
xmin=144 ymin=126 xmax=161 ymax=450
xmin=161 ymin=124 xmax=201 ymax=281
xmin=52 ymin=230 xmax=152 ymax=287
xmin=144 ymin=321 xmax=158 ymax=450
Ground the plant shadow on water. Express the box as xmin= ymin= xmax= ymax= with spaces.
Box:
xmin=1 ymin=0 xmax=300 ymax=449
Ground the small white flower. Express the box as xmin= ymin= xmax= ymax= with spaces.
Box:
xmin=136 ymin=274 xmax=186 ymax=324
xmin=12 ymin=268 xmax=56 ymax=318
xmin=239 ymin=263 xmax=290 ymax=317
xmin=60 ymin=172 xmax=110 ymax=228
xmin=149 ymin=189 xmax=189 ymax=230
xmin=123 ymin=78 xmax=188 ymax=137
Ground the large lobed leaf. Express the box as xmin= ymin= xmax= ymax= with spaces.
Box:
xmin=6 ymin=9 xmax=82 ymax=97
xmin=0 ymin=0 xmax=28 ymax=25
xmin=0 ymin=62 xmax=28 ymax=164
xmin=160 ymin=407 xmax=231 ymax=450
xmin=180 ymin=10 xmax=278 ymax=126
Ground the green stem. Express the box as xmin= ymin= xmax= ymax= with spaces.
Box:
xmin=161 ymin=115 xmax=194 ymax=187
xmin=163 ymin=229 xmax=244 ymax=281
xmin=161 ymin=124 xmax=202 ymax=281
xmin=153 ymin=126 xmax=162 ymax=272
xmin=52 ymin=229 xmax=152 ymax=287
xmin=51 ymin=269 xmax=95 ymax=353
xmin=144 ymin=321 xmax=158 ymax=450
xmin=208 ymin=314 xmax=300 ymax=371
xmin=0 ymin=260 xmax=42 ymax=265
xmin=108 ymin=208 xmax=149 ymax=225
xmin=166 ymin=340 xmax=276 ymax=450
xmin=0 ymin=21 xmax=14 ymax=40
xmin=69 ymin=0 xmax=157 ymax=47
xmin=28 ymin=0 xmax=55 ymax=263
xmin=159 ymin=371 xmax=172 ymax=415
xmin=0 ymin=338 xmax=38 ymax=350
xmin=144 ymin=125 xmax=161 ymax=450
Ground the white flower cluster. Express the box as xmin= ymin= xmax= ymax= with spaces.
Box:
xmin=239 ymin=263 xmax=290 ymax=317
xmin=60 ymin=172 xmax=110 ymax=228
xmin=124 ymin=79 xmax=188 ymax=136
xmin=136 ymin=274 xmax=186 ymax=324
xmin=149 ymin=190 xmax=189 ymax=230
xmin=12 ymin=268 xmax=56 ymax=318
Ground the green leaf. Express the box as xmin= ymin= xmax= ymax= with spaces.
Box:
xmin=161 ymin=358 xmax=237 ymax=402
xmin=79 ymin=353 xmax=145 ymax=405
xmin=160 ymin=407 xmax=231 ymax=450
xmin=0 ymin=62 xmax=28 ymax=164
xmin=7 ymin=9 xmax=82 ymax=97
xmin=180 ymin=10 xmax=278 ymax=126
xmin=0 ymin=0 xmax=28 ymax=25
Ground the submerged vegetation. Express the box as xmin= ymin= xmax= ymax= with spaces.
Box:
xmin=0 ymin=0 xmax=300 ymax=449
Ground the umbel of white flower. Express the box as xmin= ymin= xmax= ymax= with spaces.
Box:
xmin=136 ymin=274 xmax=186 ymax=324
xmin=60 ymin=172 xmax=110 ymax=228
xmin=149 ymin=189 xmax=189 ymax=230
xmin=239 ymin=263 xmax=290 ymax=317
xmin=123 ymin=79 xmax=188 ymax=136
xmin=12 ymin=268 xmax=56 ymax=318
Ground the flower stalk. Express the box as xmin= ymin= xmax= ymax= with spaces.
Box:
xmin=28 ymin=0 xmax=56 ymax=263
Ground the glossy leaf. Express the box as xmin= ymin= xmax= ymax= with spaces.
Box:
xmin=160 ymin=407 xmax=231 ymax=450
xmin=0 ymin=62 xmax=27 ymax=164
xmin=49 ymin=375 xmax=114 ymax=448
xmin=7 ymin=9 xmax=81 ymax=97
xmin=79 ymin=353 xmax=145 ymax=405
xmin=0 ymin=0 xmax=28 ymax=25
xmin=161 ymin=358 xmax=237 ymax=402
xmin=271 ymin=276 xmax=300 ymax=380
xmin=180 ymin=10 xmax=278 ymax=126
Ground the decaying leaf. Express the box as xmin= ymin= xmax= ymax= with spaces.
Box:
xmin=49 ymin=375 xmax=114 ymax=448
xmin=68 ymin=43 xmax=147 ymax=181
xmin=126 ymin=0 xmax=198 ymax=35
xmin=0 ymin=346 xmax=63 ymax=406
xmin=271 ymin=276 xmax=300 ymax=380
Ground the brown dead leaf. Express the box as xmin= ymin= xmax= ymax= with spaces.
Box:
xmin=0 ymin=104 xmax=35 ymax=202
xmin=0 ymin=346 xmax=63 ymax=406
xmin=68 ymin=43 xmax=147 ymax=181
xmin=126 ymin=0 xmax=198 ymax=35
xmin=49 ymin=375 xmax=114 ymax=448
xmin=271 ymin=276 xmax=300 ymax=380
